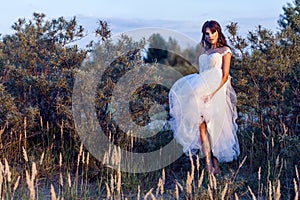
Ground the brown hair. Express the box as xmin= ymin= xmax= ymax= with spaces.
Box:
xmin=200 ymin=20 xmax=228 ymax=50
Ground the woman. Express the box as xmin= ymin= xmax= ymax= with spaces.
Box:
xmin=169 ymin=20 xmax=240 ymax=174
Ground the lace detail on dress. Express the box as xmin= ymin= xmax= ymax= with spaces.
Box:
xmin=198 ymin=47 xmax=232 ymax=73
xmin=221 ymin=48 xmax=232 ymax=56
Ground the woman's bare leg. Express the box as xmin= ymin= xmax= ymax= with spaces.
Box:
xmin=199 ymin=122 xmax=213 ymax=172
xmin=212 ymin=156 xmax=219 ymax=174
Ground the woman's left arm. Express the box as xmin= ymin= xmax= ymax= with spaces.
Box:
xmin=204 ymin=51 xmax=231 ymax=102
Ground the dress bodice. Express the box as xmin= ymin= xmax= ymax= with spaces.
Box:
xmin=198 ymin=48 xmax=232 ymax=73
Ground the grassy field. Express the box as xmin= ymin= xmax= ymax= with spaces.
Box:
xmin=0 ymin=123 xmax=299 ymax=199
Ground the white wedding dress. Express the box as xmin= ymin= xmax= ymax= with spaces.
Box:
xmin=168 ymin=48 xmax=240 ymax=162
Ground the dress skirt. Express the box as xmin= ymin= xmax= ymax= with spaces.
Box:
xmin=168 ymin=68 xmax=240 ymax=162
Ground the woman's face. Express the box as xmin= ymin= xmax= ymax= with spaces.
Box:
xmin=204 ymin=27 xmax=218 ymax=45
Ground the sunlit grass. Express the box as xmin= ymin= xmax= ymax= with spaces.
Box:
xmin=0 ymin=127 xmax=299 ymax=199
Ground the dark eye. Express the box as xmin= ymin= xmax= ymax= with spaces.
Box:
xmin=205 ymin=32 xmax=209 ymax=35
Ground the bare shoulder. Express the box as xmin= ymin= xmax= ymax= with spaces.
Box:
xmin=222 ymin=46 xmax=231 ymax=52
xmin=222 ymin=46 xmax=232 ymax=56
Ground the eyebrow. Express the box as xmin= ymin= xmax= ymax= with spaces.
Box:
xmin=205 ymin=30 xmax=216 ymax=34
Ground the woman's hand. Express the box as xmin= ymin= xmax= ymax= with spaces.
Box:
xmin=203 ymin=94 xmax=213 ymax=103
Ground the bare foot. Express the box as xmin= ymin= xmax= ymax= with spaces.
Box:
xmin=213 ymin=167 xmax=220 ymax=175
xmin=206 ymin=164 xmax=216 ymax=175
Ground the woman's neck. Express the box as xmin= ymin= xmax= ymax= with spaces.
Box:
xmin=211 ymin=43 xmax=217 ymax=49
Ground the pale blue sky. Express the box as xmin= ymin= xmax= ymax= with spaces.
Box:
xmin=0 ymin=0 xmax=291 ymax=41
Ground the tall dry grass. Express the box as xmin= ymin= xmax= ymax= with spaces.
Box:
xmin=0 ymin=141 xmax=299 ymax=199
xmin=0 ymin=115 xmax=298 ymax=199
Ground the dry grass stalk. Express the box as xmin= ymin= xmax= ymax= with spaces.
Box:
xmin=80 ymin=151 xmax=85 ymax=193
xmin=59 ymin=171 xmax=63 ymax=189
xmin=0 ymin=162 xmax=19 ymax=200
xmin=162 ymin=169 xmax=165 ymax=190
xmin=208 ymin=174 xmax=213 ymax=190
xmin=59 ymin=152 xmax=64 ymax=187
xmin=0 ymin=125 xmax=4 ymax=149
xmin=188 ymin=151 xmax=195 ymax=176
xmin=112 ymin=146 xmax=121 ymax=167
xmin=198 ymin=169 xmax=204 ymax=189
xmin=110 ymin=173 xmax=114 ymax=196
xmin=24 ymin=117 xmax=27 ymax=148
xmin=59 ymin=152 xmax=63 ymax=197
xmin=186 ymin=171 xmax=193 ymax=195
xmin=105 ymin=182 xmax=111 ymax=199
xmin=60 ymin=120 xmax=64 ymax=149
xmin=196 ymin=155 xmax=200 ymax=177
xmin=208 ymin=185 xmax=213 ymax=200
xmin=221 ymin=183 xmax=228 ymax=200
xmin=82 ymin=151 xmax=85 ymax=165
xmin=4 ymin=159 xmax=11 ymax=183
xmin=156 ymin=169 xmax=165 ymax=195
xmin=156 ymin=178 xmax=163 ymax=196
xmin=59 ymin=153 xmax=62 ymax=167
xmin=22 ymin=146 xmax=29 ymax=163
xmin=212 ymin=174 xmax=217 ymax=190
xmin=0 ymin=161 xmax=3 ymax=198
xmin=67 ymin=172 xmax=71 ymax=188
xmin=294 ymin=178 xmax=299 ymax=200
xmin=137 ymin=185 xmax=141 ymax=200
xmin=39 ymin=116 xmax=43 ymax=128
xmin=26 ymin=162 xmax=37 ymax=200
xmin=176 ymin=180 xmax=183 ymax=192
xmin=247 ymin=186 xmax=256 ymax=200
xmin=232 ymin=156 xmax=247 ymax=181
xmin=78 ymin=143 xmax=83 ymax=166
xmin=296 ymin=165 xmax=299 ymax=183
xmin=12 ymin=175 xmax=20 ymax=199
xmin=75 ymin=143 xmax=83 ymax=192
xmin=117 ymin=169 xmax=122 ymax=198
xmin=46 ymin=121 xmax=49 ymax=132
xmin=144 ymin=188 xmax=155 ymax=200
xmin=131 ymin=135 xmax=134 ymax=150
xmin=0 ymin=125 xmax=5 ymax=136
xmin=86 ymin=152 xmax=90 ymax=166
xmin=103 ymin=151 xmax=108 ymax=165
xmin=208 ymin=174 xmax=217 ymax=199
xmin=274 ymin=180 xmax=281 ymax=200
xmin=186 ymin=152 xmax=195 ymax=197
xmin=295 ymin=166 xmax=299 ymax=200
xmin=234 ymin=193 xmax=239 ymax=200
xmin=50 ymin=184 xmax=57 ymax=200
xmin=275 ymin=155 xmax=280 ymax=169
xmin=39 ymin=152 xmax=44 ymax=165
xmin=268 ymin=181 xmax=272 ymax=200
xmin=85 ymin=152 xmax=90 ymax=192
xmin=175 ymin=183 xmax=179 ymax=200
xmin=258 ymin=166 xmax=261 ymax=197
